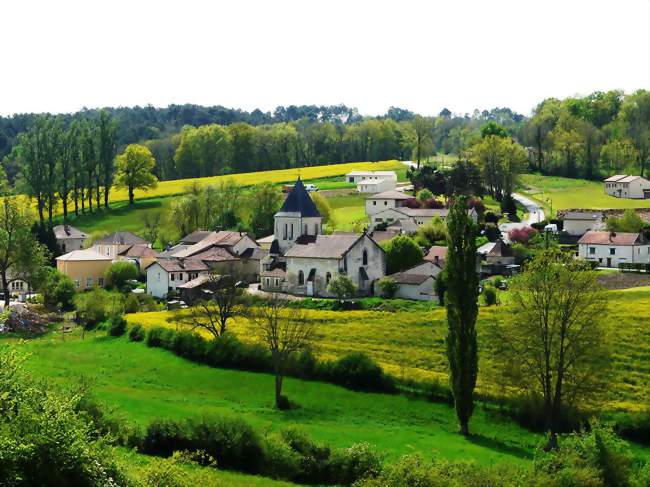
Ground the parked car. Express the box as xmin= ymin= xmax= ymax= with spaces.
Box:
xmin=304 ymin=184 xmax=319 ymax=192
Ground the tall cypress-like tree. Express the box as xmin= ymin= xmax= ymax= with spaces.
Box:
xmin=444 ymin=196 xmax=479 ymax=436
xmin=97 ymin=110 xmax=117 ymax=208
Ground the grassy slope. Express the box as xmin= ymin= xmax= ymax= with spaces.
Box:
xmin=520 ymin=174 xmax=650 ymax=215
xmin=127 ymin=287 xmax=650 ymax=412
xmin=9 ymin=332 xmax=539 ymax=466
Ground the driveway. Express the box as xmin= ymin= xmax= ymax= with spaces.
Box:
xmin=512 ymin=193 xmax=545 ymax=225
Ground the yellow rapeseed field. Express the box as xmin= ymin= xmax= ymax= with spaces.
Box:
xmin=127 ymin=286 xmax=650 ymax=412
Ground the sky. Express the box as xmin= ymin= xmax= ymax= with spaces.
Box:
xmin=1 ymin=0 xmax=649 ymax=117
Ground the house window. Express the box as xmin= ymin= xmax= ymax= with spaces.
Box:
xmin=304 ymin=224 xmax=308 ymax=234
xmin=157 ymin=272 xmax=161 ymax=282
xmin=265 ymin=277 xmax=270 ymax=286
xmin=362 ymin=249 xmax=368 ymax=266
xmin=86 ymin=277 xmax=93 ymax=288
xmin=283 ymin=223 xmax=287 ymax=239
xmin=326 ymin=272 xmax=332 ymax=284
xmin=98 ymin=277 xmax=104 ymax=287
xmin=384 ymin=201 xmax=387 ymax=205
xmin=289 ymin=224 xmax=293 ymax=239
xmin=298 ymin=270 xmax=304 ymax=285
xmin=170 ymin=273 xmax=175 ymax=281
xmin=609 ymin=248 xmax=616 ymax=255
xmin=275 ymin=278 xmax=280 ymax=287
xmin=62 ymin=243 xmax=66 ymax=252
xmin=178 ymin=273 xmax=183 ymax=281
xmin=589 ymin=247 xmax=596 ymax=255
xmin=349 ymin=177 xmax=354 ymax=183
xmin=314 ymin=224 xmax=318 ymax=235
xmin=75 ymin=279 xmax=80 ymax=288
xmin=373 ymin=201 xmax=376 ymax=206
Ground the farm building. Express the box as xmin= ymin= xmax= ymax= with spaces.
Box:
xmin=560 ymin=211 xmax=604 ymax=236
xmin=345 ymin=171 xmax=397 ymax=193
xmin=377 ymin=260 xmax=442 ymax=301
xmin=578 ymin=231 xmax=650 ymax=268
xmin=368 ymin=206 xmax=478 ymax=232
xmin=604 ymin=175 xmax=650 ymax=199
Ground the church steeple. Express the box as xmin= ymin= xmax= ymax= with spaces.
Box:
xmin=272 ymin=178 xmax=323 ymax=254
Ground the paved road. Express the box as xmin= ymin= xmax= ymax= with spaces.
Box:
xmin=512 ymin=193 xmax=545 ymax=225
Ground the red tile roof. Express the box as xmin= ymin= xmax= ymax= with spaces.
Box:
xmin=578 ymin=231 xmax=643 ymax=246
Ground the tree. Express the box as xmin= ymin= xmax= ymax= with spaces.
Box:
xmin=104 ymin=261 xmax=139 ymax=292
xmin=249 ymin=182 xmax=282 ymax=237
xmin=618 ymin=89 xmax=650 ymax=177
xmin=97 ymin=110 xmax=117 ymax=208
xmin=0 ymin=197 xmax=48 ymax=307
xmin=411 ymin=116 xmax=433 ymax=167
xmin=114 ymin=144 xmax=158 ymax=204
xmin=59 ymin=121 xmax=80 ymax=220
xmin=480 ymin=121 xmax=509 ymax=139
xmin=489 ymin=250 xmax=609 ymax=448
xmin=605 ymin=209 xmax=645 ymax=233
xmin=471 ymin=135 xmax=527 ymax=201
xmin=248 ymin=294 xmax=313 ymax=409
xmin=444 ymin=197 xmax=479 ymax=435
xmin=378 ymin=277 xmax=398 ymax=298
xmin=311 ymin=192 xmax=333 ymax=227
xmin=40 ymin=267 xmax=76 ymax=311
xmin=142 ymin=212 xmax=162 ymax=248
xmin=327 ymin=274 xmax=357 ymax=299
xmin=381 ymin=235 xmax=423 ymax=274
xmin=174 ymin=272 xmax=244 ymax=338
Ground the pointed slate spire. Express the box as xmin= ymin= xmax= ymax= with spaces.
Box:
xmin=277 ymin=178 xmax=321 ymax=217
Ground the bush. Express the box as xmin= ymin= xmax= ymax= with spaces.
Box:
xmin=416 ymin=188 xmax=433 ymax=201
xmin=327 ymin=274 xmax=357 ymax=299
xmin=107 ymin=315 xmax=127 ymax=337
xmin=146 ymin=326 xmax=176 ymax=348
xmin=124 ymin=293 xmax=140 ymax=313
xmin=39 ymin=267 xmax=76 ymax=311
xmin=143 ymin=418 xmax=192 ymax=456
xmin=329 ymin=442 xmax=383 ymax=485
xmin=327 ymin=353 xmax=395 ymax=392
xmin=484 ymin=210 xmax=500 ymax=224
xmin=129 ymin=323 xmax=146 ymax=342
xmin=104 ymin=261 xmax=140 ymax=292
xmin=378 ymin=277 xmax=398 ymax=298
xmin=612 ymin=410 xmax=650 ymax=445
xmin=74 ymin=288 xmax=125 ymax=326
xmin=483 ymin=285 xmax=498 ymax=306
xmin=171 ymin=330 xmax=206 ymax=361
xmin=381 ymin=235 xmax=424 ymax=274
xmin=508 ymin=226 xmax=537 ymax=244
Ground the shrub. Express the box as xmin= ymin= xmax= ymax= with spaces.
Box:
xmin=107 ymin=315 xmax=127 ymax=337
xmin=508 ymin=226 xmax=537 ymax=244
xmin=74 ymin=288 xmax=125 ymax=326
xmin=484 ymin=211 xmax=500 ymax=224
xmin=329 ymin=442 xmax=383 ymax=485
xmin=328 ymin=353 xmax=394 ymax=392
xmin=124 ymin=293 xmax=140 ymax=313
xmin=381 ymin=235 xmax=424 ymax=274
xmin=612 ymin=410 xmax=650 ymax=445
xmin=416 ymin=188 xmax=433 ymax=201
xmin=171 ymin=331 xmax=206 ymax=361
xmin=143 ymin=418 xmax=192 ymax=456
xmin=146 ymin=326 xmax=176 ymax=348
xmin=39 ymin=267 xmax=76 ymax=311
xmin=104 ymin=261 xmax=140 ymax=292
xmin=327 ymin=274 xmax=357 ymax=299
xmin=378 ymin=277 xmax=398 ymax=298
xmin=483 ymin=285 xmax=498 ymax=306
xmin=129 ymin=323 xmax=146 ymax=342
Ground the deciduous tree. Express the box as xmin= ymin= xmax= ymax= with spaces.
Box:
xmin=114 ymin=144 xmax=158 ymax=204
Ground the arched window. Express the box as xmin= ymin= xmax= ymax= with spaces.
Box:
xmin=362 ymin=249 xmax=368 ymax=266
xmin=298 ymin=270 xmax=304 ymax=285
xmin=283 ymin=223 xmax=287 ymax=239
xmin=326 ymin=272 xmax=331 ymax=284
xmin=289 ymin=224 xmax=293 ymax=239
xmin=314 ymin=223 xmax=319 ymax=235
xmin=304 ymin=224 xmax=308 ymax=234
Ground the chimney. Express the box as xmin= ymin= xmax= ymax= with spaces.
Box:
xmin=179 ymin=258 xmax=185 ymax=269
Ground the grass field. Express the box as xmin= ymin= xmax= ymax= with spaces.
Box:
xmin=519 ymin=174 xmax=650 ymax=215
xmin=8 ymin=332 xmax=541 ymax=466
xmin=127 ymin=287 xmax=650 ymax=413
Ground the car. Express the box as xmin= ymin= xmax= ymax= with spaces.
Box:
xmin=304 ymin=184 xmax=319 ymax=192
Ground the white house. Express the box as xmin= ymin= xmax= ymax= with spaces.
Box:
xmin=53 ymin=225 xmax=88 ymax=253
xmin=346 ymin=171 xmax=397 ymax=194
xmin=93 ymin=231 xmax=151 ymax=259
xmin=369 ymin=206 xmax=478 ymax=232
xmin=145 ymin=259 xmax=209 ymax=298
xmin=365 ymin=190 xmax=414 ymax=216
xmin=604 ymin=175 xmax=650 ymax=199
xmin=377 ymin=260 xmax=442 ymax=301
xmin=578 ymin=231 xmax=650 ymax=268
xmin=561 ymin=211 xmax=604 ymax=236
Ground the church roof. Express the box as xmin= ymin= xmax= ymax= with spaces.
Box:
xmin=276 ymin=179 xmax=321 ymax=218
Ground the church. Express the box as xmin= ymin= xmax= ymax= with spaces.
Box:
xmin=260 ymin=178 xmax=386 ymax=297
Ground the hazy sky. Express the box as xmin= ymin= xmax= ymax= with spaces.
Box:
xmin=2 ymin=0 xmax=649 ymax=117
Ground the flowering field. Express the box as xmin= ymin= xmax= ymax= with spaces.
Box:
xmin=127 ymin=286 xmax=650 ymax=412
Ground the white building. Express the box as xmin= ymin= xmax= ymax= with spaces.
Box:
xmin=578 ymin=231 xmax=650 ymax=268
xmin=53 ymin=225 xmax=88 ymax=253
xmin=273 ymin=178 xmax=322 ymax=254
xmin=346 ymin=171 xmax=397 ymax=194
xmin=561 ymin=211 xmax=604 ymax=236
xmin=365 ymin=190 xmax=414 ymax=216
xmin=376 ymin=260 xmax=442 ymax=301
xmin=93 ymin=231 xmax=151 ymax=259
xmin=604 ymin=175 xmax=650 ymax=199
xmin=369 ymin=206 xmax=478 ymax=232
xmin=146 ymin=259 xmax=209 ymax=298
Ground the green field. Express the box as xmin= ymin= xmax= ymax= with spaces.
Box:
xmin=126 ymin=286 xmax=650 ymax=413
xmin=520 ymin=174 xmax=650 ymax=215
xmin=9 ymin=332 xmax=540 ymax=466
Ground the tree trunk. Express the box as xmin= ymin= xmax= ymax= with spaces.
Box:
xmin=62 ymin=197 xmax=68 ymax=221
xmin=74 ymin=189 xmax=79 ymax=216
xmin=88 ymin=187 xmax=93 ymax=213
xmin=128 ymin=186 xmax=134 ymax=205
xmin=105 ymin=186 xmax=110 ymax=208
xmin=48 ymin=198 xmax=53 ymax=225
xmin=274 ymin=372 xmax=283 ymax=409
xmin=459 ymin=419 xmax=470 ymax=436
xmin=1 ymin=271 xmax=9 ymax=308
xmin=96 ymin=185 xmax=101 ymax=209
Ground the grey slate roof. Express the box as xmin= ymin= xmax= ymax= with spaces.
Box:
xmin=284 ymin=234 xmax=361 ymax=259
xmin=180 ymin=230 xmax=213 ymax=244
xmin=53 ymin=225 xmax=88 ymax=240
xmin=95 ymin=231 xmax=149 ymax=246
xmin=276 ymin=179 xmax=321 ymax=217
xmin=562 ymin=211 xmax=603 ymax=221
xmin=388 ymin=272 xmax=432 ymax=285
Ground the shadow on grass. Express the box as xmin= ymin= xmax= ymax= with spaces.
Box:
xmin=465 ymin=434 xmax=534 ymax=460
xmin=53 ymin=197 xmax=167 ymax=227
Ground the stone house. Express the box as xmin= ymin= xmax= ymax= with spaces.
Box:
xmin=369 ymin=206 xmax=478 ymax=232
xmin=561 ymin=211 xmax=604 ymax=237
xmin=53 ymin=225 xmax=88 ymax=253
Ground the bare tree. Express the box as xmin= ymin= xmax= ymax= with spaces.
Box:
xmin=173 ymin=271 xmax=244 ymax=338
xmin=248 ymin=294 xmax=314 ymax=409
xmin=489 ymin=249 xmax=610 ymax=449
xmin=142 ymin=212 xmax=162 ymax=248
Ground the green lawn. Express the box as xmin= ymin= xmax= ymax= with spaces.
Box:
xmin=328 ymin=194 xmax=368 ymax=231
xmin=8 ymin=332 xmax=540 ymax=466
xmin=519 ymin=174 xmax=650 ymax=216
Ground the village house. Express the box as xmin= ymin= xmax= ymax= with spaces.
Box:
xmin=145 ymin=230 xmax=265 ymax=298
xmin=53 ymin=224 xmax=88 ymax=253
xmin=93 ymin=231 xmax=151 ymax=259
xmin=378 ymin=259 xmax=443 ymax=301
xmin=56 ymin=249 xmax=113 ymax=290
xmin=345 ymin=170 xmax=397 ymax=194
xmin=368 ymin=206 xmax=478 ymax=232
xmin=604 ymin=175 xmax=650 ymax=199
xmin=365 ymin=189 xmax=414 ymax=216
xmin=477 ymin=239 xmax=518 ymax=276
xmin=560 ymin=211 xmax=604 ymax=237
xmin=424 ymin=245 xmax=448 ymax=267
xmin=578 ymin=231 xmax=650 ymax=268
xmin=116 ymin=245 xmax=158 ymax=271
xmin=261 ymin=178 xmax=387 ymax=297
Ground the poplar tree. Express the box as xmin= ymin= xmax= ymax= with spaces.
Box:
xmin=444 ymin=196 xmax=479 ymax=436
xmin=97 ymin=110 xmax=117 ymax=208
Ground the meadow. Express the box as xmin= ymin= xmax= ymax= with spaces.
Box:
xmin=127 ymin=286 xmax=650 ymax=413
xmin=10 ymin=332 xmax=541 ymax=466
xmin=519 ymin=174 xmax=650 ymax=215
